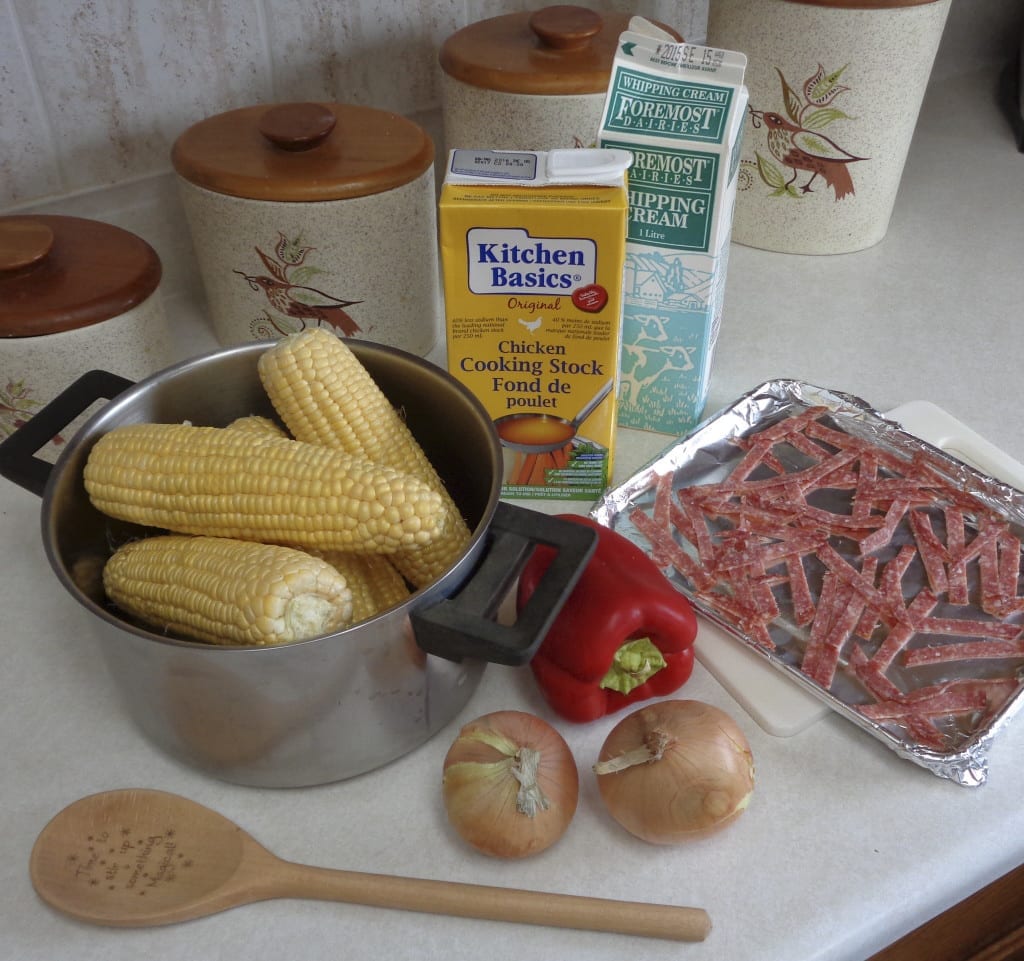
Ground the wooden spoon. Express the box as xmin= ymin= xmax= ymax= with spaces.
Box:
xmin=30 ymin=788 xmax=711 ymax=942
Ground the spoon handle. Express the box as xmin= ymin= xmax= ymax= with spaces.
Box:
xmin=269 ymin=860 xmax=711 ymax=942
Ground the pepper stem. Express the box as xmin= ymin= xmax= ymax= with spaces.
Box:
xmin=511 ymin=747 xmax=550 ymax=817
xmin=599 ymin=637 xmax=668 ymax=695
xmin=592 ymin=729 xmax=674 ymax=775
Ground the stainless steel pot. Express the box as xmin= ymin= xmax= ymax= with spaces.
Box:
xmin=0 ymin=340 xmax=595 ymax=788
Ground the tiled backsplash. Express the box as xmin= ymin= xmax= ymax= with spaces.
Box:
xmin=0 ymin=0 xmax=706 ymax=209
xmin=1 ymin=0 xmax=1020 ymax=212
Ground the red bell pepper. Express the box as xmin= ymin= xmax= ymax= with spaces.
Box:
xmin=516 ymin=514 xmax=697 ymax=723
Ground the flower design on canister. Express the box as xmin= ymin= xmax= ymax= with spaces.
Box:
xmin=747 ymin=64 xmax=868 ymax=201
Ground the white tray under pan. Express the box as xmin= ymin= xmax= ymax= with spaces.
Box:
xmin=694 ymin=401 xmax=1024 ymax=736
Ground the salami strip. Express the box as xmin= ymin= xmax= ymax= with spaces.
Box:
xmin=997 ymin=532 xmax=1022 ymax=615
xmin=944 ymin=508 xmax=969 ymax=605
xmin=803 ymin=420 xmax=912 ymax=475
xmin=952 ymin=677 xmax=1020 ymax=717
xmin=859 ymin=497 xmax=912 ymax=554
xmin=673 ymin=497 xmax=717 ymax=569
xmin=630 ymin=507 xmax=711 ymax=590
xmin=978 ymin=528 xmax=1003 ymax=616
xmin=801 ymin=573 xmax=841 ymax=684
xmin=783 ymin=429 xmax=837 ymax=463
xmin=651 ymin=471 xmax=673 ymax=541
xmin=852 ymin=452 xmax=879 ymax=520
xmin=804 ymin=581 xmax=865 ymax=690
xmin=787 ymin=554 xmax=816 ymax=626
xmin=857 ymin=544 xmax=918 ymax=639
xmin=849 ymin=654 xmax=905 ymax=702
xmin=902 ymin=639 xmax=1024 ymax=668
xmin=902 ymin=714 xmax=948 ymax=750
xmin=854 ymin=477 xmax=945 ymax=504
xmin=907 ymin=509 xmax=949 ymax=596
xmin=699 ymin=588 xmax=776 ymax=649
xmin=731 ymin=436 xmax=782 ymax=482
xmin=817 ymin=543 xmax=905 ymax=625
xmin=858 ymin=688 xmax=987 ymax=721
xmin=916 ymin=616 xmax=1021 ymax=640
xmin=869 ymin=590 xmax=939 ymax=672
xmin=754 ymin=405 xmax=830 ymax=445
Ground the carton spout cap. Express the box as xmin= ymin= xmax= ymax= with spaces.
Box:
xmin=545 ymin=148 xmax=633 ymax=184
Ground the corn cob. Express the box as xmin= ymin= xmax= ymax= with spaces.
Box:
xmin=103 ymin=535 xmax=353 ymax=646
xmin=225 ymin=414 xmax=289 ymax=439
xmin=84 ymin=422 xmax=445 ymax=555
xmin=316 ymin=550 xmax=410 ymax=623
xmin=258 ymin=329 xmax=471 ymax=587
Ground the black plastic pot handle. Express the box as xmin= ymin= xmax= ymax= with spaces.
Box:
xmin=0 ymin=369 xmax=133 ymax=497
xmin=411 ymin=502 xmax=597 ymax=667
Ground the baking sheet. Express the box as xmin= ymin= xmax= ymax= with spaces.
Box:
xmin=693 ymin=400 xmax=1024 ymax=738
xmin=592 ymin=380 xmax=1024 ymax=785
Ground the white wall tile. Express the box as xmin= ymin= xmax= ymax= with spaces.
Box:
xmin=264 ymin=0 xmax=463 ymax=114
xmin=11 ymin=0 xmax=271 ymax=197
xmin=0 ymin=0 xmax=62 ymax=205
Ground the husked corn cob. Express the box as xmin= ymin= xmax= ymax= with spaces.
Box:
xmin=103 ymin=535 xmax=353 ymax=646
xmin=84 ymin=422 xmax=445 ymax=555
xmin=226 ymin=414 xmax=289 ymax=439
xmin=316 ymin=550 xmax=410 ymax=623
xmin=258 ymin=328 xmax=471 ymax=587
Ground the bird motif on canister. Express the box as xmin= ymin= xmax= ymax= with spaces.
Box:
xmin=235 ymin=271 xmax=363 ymax=336
xmin=235 ymin=232 xmax=363 ymax=337
xmin=750 ymin=109 xmax=865 ymax=200
xmin=747 ymin=64 xmax=867 ymax=202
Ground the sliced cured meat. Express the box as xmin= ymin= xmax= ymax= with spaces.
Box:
xmin=626 ymin=405 xmax=1024 ymax=755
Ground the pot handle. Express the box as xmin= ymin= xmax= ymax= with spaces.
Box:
xmin=410 ymin=502 xmax=597 ymax=667
xmin=0 ymin=369 xmax=133 ymax=497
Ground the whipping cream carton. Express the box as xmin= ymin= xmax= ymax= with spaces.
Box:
xmin=598 ymin=22 xmax=747 ymax=435
xmin=440 ymin=148 xmax=631 ymax=500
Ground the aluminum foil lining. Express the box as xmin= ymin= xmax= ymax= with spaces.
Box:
xmin=592 ymin=380 xmax=1024 ymax=786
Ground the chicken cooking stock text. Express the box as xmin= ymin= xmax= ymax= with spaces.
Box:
xmin=460 ymin=337 xmax=605 ymax=411
xmin=464 ymin=227 xmax=606 ymax=410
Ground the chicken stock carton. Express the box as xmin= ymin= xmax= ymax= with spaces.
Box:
xmin=440 ymin=148 xmax=631 ymax=500
xmin=598 ymin=24 xmax=748 ymax=435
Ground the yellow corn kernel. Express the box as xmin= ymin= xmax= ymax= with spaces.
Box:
xmin=103 ymin=535 xmax=354 ymax=646
xmin=84 ymin=422 xmax=445 ymax=555
xmin=225 ymin=414 xmax=289 ymax=439
xmin=258 ymin=328 xmax=471 ymax=587
xmin=316 ymin=550 xmax=410 ymax=623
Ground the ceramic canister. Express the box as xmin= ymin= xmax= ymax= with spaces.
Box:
xmin=440 ymin=5 xmax=681 ymax=154
xmin=172 ymin=102 xmax=441 ymax=356
xmin=0 ymin=214 xmax=170 ymax=452
xmin=706 ymin=0 xmax=952 ymax=254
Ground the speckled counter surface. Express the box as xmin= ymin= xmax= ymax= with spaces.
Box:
xmin=2 ymin=66 xmax=1022 ymax=961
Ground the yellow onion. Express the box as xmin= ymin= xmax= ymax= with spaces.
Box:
xmin=442 ymin=710 xmax=579 ymax=858
xmin=594 ymin=699 xmax=754 ymax=844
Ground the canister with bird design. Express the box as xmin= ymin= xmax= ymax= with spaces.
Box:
xmin=172 ymin=102 xmax=441 ymax=355
xmin=439 ymin=5 xmax=681 ymax=155
xmin=706 ymin=0 xmax=952 ymax=254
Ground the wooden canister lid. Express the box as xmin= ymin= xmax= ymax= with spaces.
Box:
xmin=0 ymin=215 xmax=162 ymax=338
xmin=440 ymin=5 xmax=680 ymax=95
xmin=171 ymin=102 xmax=435 ymax=202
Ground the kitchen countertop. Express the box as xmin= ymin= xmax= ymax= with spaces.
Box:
xmin=2 ymin=66 xmax=1023 ymax=961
